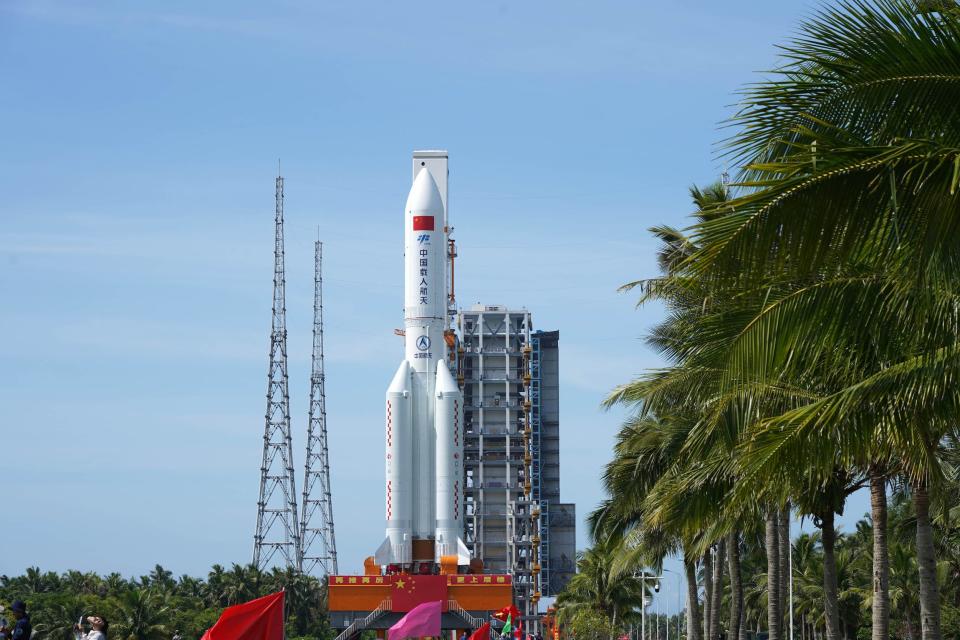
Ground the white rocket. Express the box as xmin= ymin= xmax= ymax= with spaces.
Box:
xmin=376 ymin=152 xmax=469 ymax=567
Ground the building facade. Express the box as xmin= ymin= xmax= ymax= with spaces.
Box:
xmin=457 ymin=305 xmax=575 ymax=626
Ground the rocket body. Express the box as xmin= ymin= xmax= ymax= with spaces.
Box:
xmin=404 ymin=168 xmax=446 ymax=541
xmin=377 ymin=155 xmax=467 ymax=567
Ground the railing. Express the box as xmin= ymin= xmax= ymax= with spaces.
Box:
xmin=447 ymin=600 xmax=485 ymax=630
xmin=335 ymin=598 xmax=484 ymax=640
xmin=333 ymin=598 xmax=392 ymax=640
xmin=462 ymin=346 xmax=521 ymax=355
xmin=467 ymin=401 xmax=522 ymax=409
xmin=461 ymin=374 xmax=522 ymax=383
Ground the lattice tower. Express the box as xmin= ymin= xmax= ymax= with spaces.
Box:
xmin=253 ymin=173 xmax=302 ymax=570
xmin=299 ymin=240 xmax=339 ymax=575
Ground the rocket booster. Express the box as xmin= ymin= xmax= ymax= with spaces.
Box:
xmin=377 ymin=156 xmax=468 ymax=567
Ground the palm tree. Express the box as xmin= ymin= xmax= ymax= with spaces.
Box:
xmin=602 ymin=181 xmax=784 ymax=640
xmin=668 ymin=4 xmax=960 ymax=639
xmin=147 ymin=565 xmax=175 ymax=593
xmin=108 ymin=590 xmax=170 ymax=640
xmin=20 ymin=567 xmax=58 ymax=593
xmin=218 ymin=564 xmax=262 ymax=606
xmin=728 ymin=530 xmax=747 ymax=640
xmin=176 ymin=575 xmax=206 ymax=600
xmin=31 ymin=598 xmax=85 ymax=640
xmin=554 ymin=537 xmax=650 ymax=631
xmin=588 ymin=410 xmax=709 ymax=640
xmin=888 ymin=541 xmax=921 ymax=640
xmin=206 ymin=564 xmax=226 ymax=607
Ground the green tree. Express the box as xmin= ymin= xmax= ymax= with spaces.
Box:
xmin=108 ymin=589 xmax=171 ymax=640
xmin=555 ymin=537 xmax=650 ymax=631
xmin=565 ymin=609 xmax=617 ymax=640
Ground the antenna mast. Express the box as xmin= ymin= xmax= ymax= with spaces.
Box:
xmin=300 ymin=239 xmax=339 ymax=575
xmin=253 ymin=172 xmax=302 ymax=570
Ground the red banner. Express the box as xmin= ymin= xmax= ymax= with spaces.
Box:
xmin=391 ymin=575 xmax=448 ymax=612
xmin=448 ymin=574 xmax=511 ymax=586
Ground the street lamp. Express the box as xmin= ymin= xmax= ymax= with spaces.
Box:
xmin=633 ymin=570 xmax=664 ymax=640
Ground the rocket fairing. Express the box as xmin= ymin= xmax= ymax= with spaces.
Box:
xmin=376 ymin=156 xmax=468 ymax=568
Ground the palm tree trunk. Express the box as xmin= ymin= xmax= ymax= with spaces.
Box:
xmin=710 ymin=539 xmax=725 ymax=640
xmin=779 ymin=503 xmax=791 ymax=637
xmin=766 ymin=509 xmax=782 ymax=640
xmin=820 ymin=509 xmax=841 ymax=640
xmin=727 ymin=531 xmax=745 ymax=640
xmin=703 ymin=550 xmax=713 ymax=640
xmin=685 ymin=553 xmax=704 ymax=640
xmin=913 ymin=482 xmax=942 ymax=640
xmin=870 ymin=472 xmax=890 ymax=640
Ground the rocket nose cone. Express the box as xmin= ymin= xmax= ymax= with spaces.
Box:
xmin=405 ymin=168 xmax=444 ymax=215
xmin=435 ymin=360 xmax=460 ymax=394
xmin=388 ymin=360 xmax=411 ymax=393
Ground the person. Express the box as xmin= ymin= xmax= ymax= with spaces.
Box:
xmin=74 ymin=616 xmax=108 ymax=640
xmin=1 ymin=601 xmax=31 ymax=640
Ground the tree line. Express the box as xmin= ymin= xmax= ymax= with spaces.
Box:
xmin=556 ymin=2 xmax=960 ymax=640
xmin=0 ymin=565 xmax=332 ymax=640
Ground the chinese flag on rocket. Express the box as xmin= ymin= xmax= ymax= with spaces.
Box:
xmin=201 ymin=591 xmax=284 ymax=640
xmin=413 ymin=215 xmax=434 ymax=230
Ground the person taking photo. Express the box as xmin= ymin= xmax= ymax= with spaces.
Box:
xmin=74 ymin=615 xmax=108 ymax=640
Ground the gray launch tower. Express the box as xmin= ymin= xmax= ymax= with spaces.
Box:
xmin=253 ymin=174 xmax=302 ymax=570
xmin=457 ymin=305 xmax=576 ymax=627
xmin=299 ymin=240 xmax=339 ymax=575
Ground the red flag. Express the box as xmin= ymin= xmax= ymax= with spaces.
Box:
xmin=201 ymin=591 xmax=284 ymax=640
xmin=469 ymin=622 xmax=491 ymax=640
xmin=413 ymin=215 xmax=435 ymax=231
xmin=493 ymin=605 xmax=521 ymax=629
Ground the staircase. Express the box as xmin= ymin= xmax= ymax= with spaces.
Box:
xmin=334 ymin=598 xmax=392 ymax=640
xmin=333 ymin=597 xmax=485 ymax=640
xmin=447 ymin=600 xmax=485 ymax=630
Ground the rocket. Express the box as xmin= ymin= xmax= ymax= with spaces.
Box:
xmin=376 ymin=154 xmax=469 ymax=567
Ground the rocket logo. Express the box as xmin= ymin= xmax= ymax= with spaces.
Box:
xmin=416 ymin=335 xmax=431 ymax=351
xmin=417 ymin=234 xmax=431 ymax=244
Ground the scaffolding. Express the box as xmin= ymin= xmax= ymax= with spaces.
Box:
xmin=457 ymin=307 xmax=575 ymax=631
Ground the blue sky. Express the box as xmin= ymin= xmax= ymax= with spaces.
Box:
xmin=0 ymin=0 xmax=870 ymax=613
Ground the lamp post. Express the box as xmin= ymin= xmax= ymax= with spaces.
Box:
xmin=633 ymin=571 xmax=664 ymax=640
xmin=655 ymin=591 xmax=660 ymax=640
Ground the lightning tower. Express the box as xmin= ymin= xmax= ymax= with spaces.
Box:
xmin=299 ymin=239 xmax=339 ymax=575
xmin=253 ymin=172 xmax=302 ymax=571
